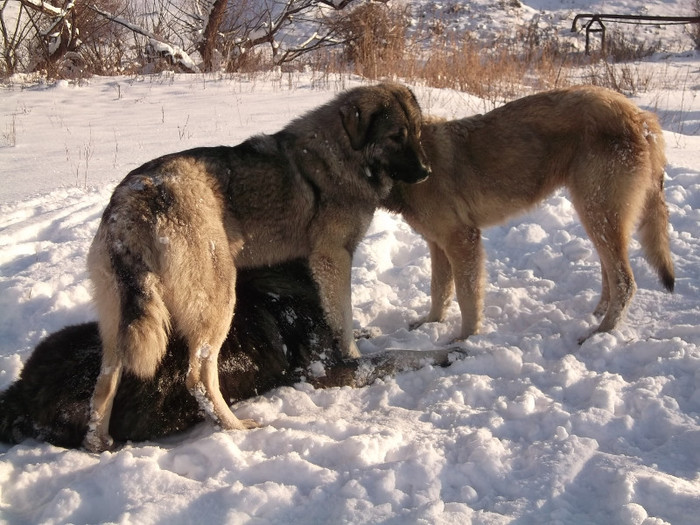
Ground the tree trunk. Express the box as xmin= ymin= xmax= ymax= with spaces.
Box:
xmin=199 ymin=0 xmax=227 ymax=71
xmin=39 ymin=10 xmax=80 ymax=76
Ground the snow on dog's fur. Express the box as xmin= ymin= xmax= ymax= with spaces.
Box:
xmin=84 ymin=83 xmax=431 ymax=451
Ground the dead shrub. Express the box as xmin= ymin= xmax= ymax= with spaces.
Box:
xmin=331 ymin=2 xmax=409 ymax=79
xmin=691 ymin=0 xmax=700 ymax=49
xmin=582 ymin=60 xmax=656 ymax=95
xmin=603 ymin=30 xmax=662 ymax=62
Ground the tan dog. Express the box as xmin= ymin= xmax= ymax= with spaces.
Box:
xmin=384 ymin=85 xmax=674 ymax=342
xmin=85 ymin=83 xmax=430 ymax=452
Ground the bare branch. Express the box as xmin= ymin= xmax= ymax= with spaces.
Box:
xmin=17 ymin=0 xmax=73 ymax=18
xmin=88 ymin=4 xmax=200 ymax=72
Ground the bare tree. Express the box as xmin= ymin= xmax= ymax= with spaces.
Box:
xmin=1 ymin=0 xmax=35 ymax=74
xmin=195 ymin=0 xmax=364 ymax=71
xmin=199 ymin=0 xmax=226 ymax=70
xmin=12 ymin=0 xmax=80 ymax=73
xmin=90 ymin=0 xmax=366 ymax=72
xmin=9 ymin=0 xmax=135 ymax=75
xmin=3 ymin=0 xmax=376 ymax=76
xmin=89 ymin=3 xmax=200 ymax=72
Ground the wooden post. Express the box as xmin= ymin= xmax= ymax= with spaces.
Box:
xmin=585 ymin=17 xmax=606 ymax=55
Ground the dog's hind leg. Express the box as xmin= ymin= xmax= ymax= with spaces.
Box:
xmin=593 ymin=266 xmax=611 ymax=317
xmin=84 ymin=349 xmax=122 ymax=451
xmin=84 ymin=268 xmax=171 ymax=451
xmin=172 ymin=238 xmax=259 ymax=431
xmin=592 ymin=244 xmax=636 ymax=336
xmin=575 ymin=196 xmax=638 ymax=340
xmin=180 ymin=278 xmax=259 ymax=430
xmin=185 ymin=328 xmax=259 ymax=431
xmin=84 ymin=233 xmax=152 ymax=452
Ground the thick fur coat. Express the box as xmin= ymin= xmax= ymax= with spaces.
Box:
xmin=384 ymin=85 xmax=673 ymax=341
xmin=84 ymin=83 xmax=431 ymax=451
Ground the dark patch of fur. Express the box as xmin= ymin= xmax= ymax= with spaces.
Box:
xmin=0 ymin=260 xmax=340 ymax=448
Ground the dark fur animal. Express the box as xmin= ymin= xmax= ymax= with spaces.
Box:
xmin=0 ymin=261 xmax=459 ymax=449
xmin=384 ymin=85 xmax=674 ymax=342
xmin=86 ymin=83 xmax=431 ymax=451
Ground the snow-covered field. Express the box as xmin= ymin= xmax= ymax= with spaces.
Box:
xmin=1 ymin=2 xmax=700 ymax=524
xmin=410 ymin=0 xmax=699 ymax=52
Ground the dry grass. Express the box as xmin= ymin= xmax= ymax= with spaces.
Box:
xmin=692 ymin=0 xmax=700 ymax=49
xmin=5 ymin=0 xmax=691 ymax=100
xmin=314 ymin=4 xmax=688 ymax=102
xmin=321 ymin=8 xmax=579 ymax=103
xmin=581 ymin=60 xmax=657 ymax=95
xmin=329 ymin=2 xmax=409 ymax=79
xmin=409 ymin=35 xmax=574 ymax=103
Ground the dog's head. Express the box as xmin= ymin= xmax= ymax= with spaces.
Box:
xmin=339 ymin=83 xmax=431 ymax=184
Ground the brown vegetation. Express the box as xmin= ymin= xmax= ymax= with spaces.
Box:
xmin=1 ymin=0 xmax=694 ymax=98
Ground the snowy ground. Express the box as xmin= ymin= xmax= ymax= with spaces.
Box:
xmin=1 ymin=2 xmax=700 ymax=524
xmin=409 ymin=0 xmax=699 ymax=53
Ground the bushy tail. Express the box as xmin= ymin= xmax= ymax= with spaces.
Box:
xmin=118 ymin=271 xmax=171 ymax=378
xmin=90 ymin=232 xmax=171 ymax=379
xmin=637 ymin=112 xmax=675 ymax=292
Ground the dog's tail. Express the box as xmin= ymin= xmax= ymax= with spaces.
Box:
xmin=119 ymin=272 xmax=171 ymax=378
xmin=637 ymin=111 xmax=675 ymax=293
xmin=89 ymin=234 xmax=171 ymax=379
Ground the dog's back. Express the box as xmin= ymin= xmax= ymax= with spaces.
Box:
xmin=430 ymin=86 xmax=662 ymax=224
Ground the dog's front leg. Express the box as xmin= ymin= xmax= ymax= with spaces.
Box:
xmin=445 ymin=227 xmax=485 ymax=340
xmin=309 ymin=248 xmax=361 ymax=359
xmin=410 ymin=240 xmax=455 ymax=330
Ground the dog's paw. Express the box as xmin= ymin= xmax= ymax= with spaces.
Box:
xmin=239 ymin=418 xmax=261 ymax=430
xmin=82 ymin=430 xmax=115 ymax=453
xmin=219 ymin=413 xmax=261 ymax=431
xmin=447 ymin=346 xmax=469 ymax=361
xmin=408 ymin=317 xmax=427 ymax=331
xmin=578 ymin=328 xmax=603 ymax=345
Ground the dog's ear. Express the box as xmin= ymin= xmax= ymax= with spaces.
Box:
xmin=340 ymin=102 xmax=376 ymax=150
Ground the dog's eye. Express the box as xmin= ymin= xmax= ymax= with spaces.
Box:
xmin=390 ymin=128 xmax=407 ymax=144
